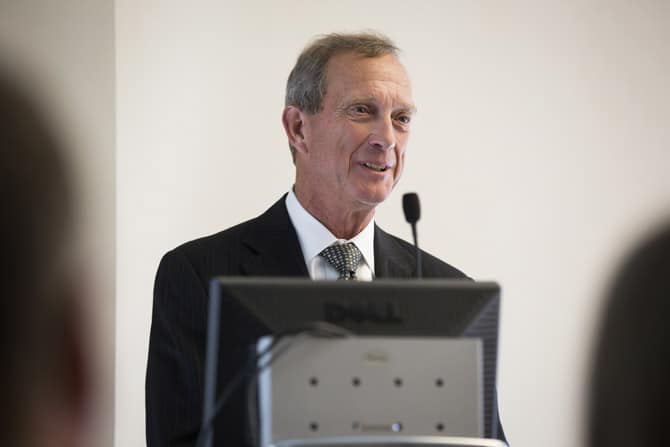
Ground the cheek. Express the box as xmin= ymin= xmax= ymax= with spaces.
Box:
xmin=307 ymin=117 xmax=338 ymax=152
xmin=344 ymin=122 xmax=373 ymax=146
xmin=396 ymin=143 xmax=407 ymax=165
xmin=334 ymin=128 xmax=362 ymax=166
xmin=393 ymin=146 xmax=407 ymax=178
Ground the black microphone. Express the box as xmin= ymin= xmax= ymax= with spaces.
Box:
xmin=402 ymin=192 xmax=422 ymax=278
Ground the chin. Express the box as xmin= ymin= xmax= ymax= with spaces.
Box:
xmin=352 ymin=188 xmax=393 ymax=208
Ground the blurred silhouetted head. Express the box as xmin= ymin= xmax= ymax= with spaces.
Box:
xmin=0 ymin=71 xmax=86 ymax=446
xmin=589 ymin=223 xmax=670 ymax=447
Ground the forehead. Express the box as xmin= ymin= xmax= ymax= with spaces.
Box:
xmin=324 ymin=52 xmax=414 ymax=108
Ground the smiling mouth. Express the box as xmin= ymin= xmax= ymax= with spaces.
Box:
xmin=363 ymin=162 xmax=393 ymax=172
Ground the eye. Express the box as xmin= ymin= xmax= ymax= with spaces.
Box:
xmin=395 ymin=114 xmax=411 ymax=125
xmin=350 ymin=104 xmax=371 ymax=115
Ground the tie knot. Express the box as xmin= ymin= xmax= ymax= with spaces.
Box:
xmin=319 ymin=242 xmax=362 ymax=280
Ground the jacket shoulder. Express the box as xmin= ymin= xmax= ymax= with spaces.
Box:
xmin=158 ymin=215 xmax=260 ymax=287
xmin=376 ymin=227 xmax=469 ymax=279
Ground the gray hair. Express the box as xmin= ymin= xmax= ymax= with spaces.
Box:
xmin=285 ymin=32 xmax=400 ymax=161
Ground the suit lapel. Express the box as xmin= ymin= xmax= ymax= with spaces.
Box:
xmin=239 ymin=199 xmax=414 ymax=279
xmin=374 ymin=225 xmax=413 ymax=278
xmin=240 ymin=195 xmax=309 ymax=277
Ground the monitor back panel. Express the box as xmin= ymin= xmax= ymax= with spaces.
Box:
xmin=258 ymin=336 xmax=483 ymax=446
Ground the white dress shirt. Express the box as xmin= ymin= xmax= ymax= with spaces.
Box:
xmin=285 ymin=189 xmax=375 ymax=281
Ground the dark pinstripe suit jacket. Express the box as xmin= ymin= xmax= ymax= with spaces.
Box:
xmin=145 ymin=195 xmax=486 ymax=446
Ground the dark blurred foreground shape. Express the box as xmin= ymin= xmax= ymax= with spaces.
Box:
xmin=0 ymin=71 xmax=89 ymax=447
xmin=589 ymin=222 xmax=670 ymax=447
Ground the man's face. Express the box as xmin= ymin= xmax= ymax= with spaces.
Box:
xmin=297 ymin=52 xmax=415 ymax=211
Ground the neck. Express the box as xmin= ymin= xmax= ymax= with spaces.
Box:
xmin=294 ymin=185 xmax=375 ymax=240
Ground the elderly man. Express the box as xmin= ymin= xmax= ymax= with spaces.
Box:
xmin=146 ymin=32 xmax=490 ymax=446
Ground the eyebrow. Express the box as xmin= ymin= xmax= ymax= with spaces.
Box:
xmin=348 ymin=96 xmax=417 ymax=114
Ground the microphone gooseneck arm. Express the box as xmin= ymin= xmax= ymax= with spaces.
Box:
xmin=411 ymin=221 xmax=422 ymax=278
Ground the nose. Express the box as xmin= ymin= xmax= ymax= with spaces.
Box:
xmin=368 ymin=116 xmax=396 ymax=151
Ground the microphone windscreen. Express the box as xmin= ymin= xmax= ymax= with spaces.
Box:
xmin=402 ymin=192 xmax=421 ymax=224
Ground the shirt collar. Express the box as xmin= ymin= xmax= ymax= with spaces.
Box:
xmin=285 ymin=188 xmax=375 ymax=272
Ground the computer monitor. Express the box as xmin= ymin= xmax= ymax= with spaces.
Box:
xmin=201 ymin=278 xmax=501 ymax=446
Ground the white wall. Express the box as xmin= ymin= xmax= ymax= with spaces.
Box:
xmin=116 ymin=2 xmax=670 ymax=446
xmin=0 ymin=1 xmax=115 ymax=445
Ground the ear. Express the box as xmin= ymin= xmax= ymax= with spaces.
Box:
xmin=282 ymin=105 xmax=309 ymax=155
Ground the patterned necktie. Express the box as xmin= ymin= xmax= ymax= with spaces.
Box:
xmin=319 ymin=242 xmax=362 ymax=280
